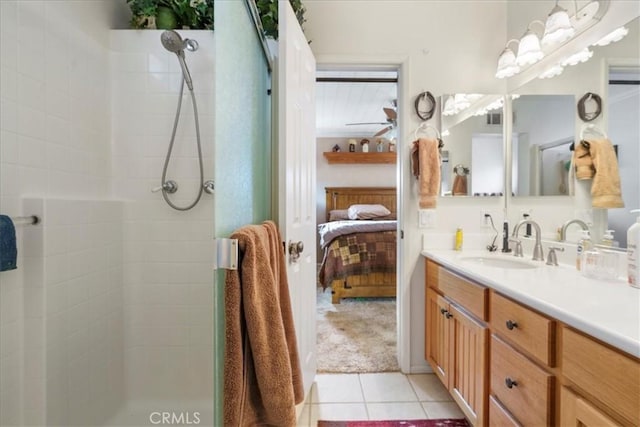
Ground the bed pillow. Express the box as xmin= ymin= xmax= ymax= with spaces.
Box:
xmin=328 ymin=209 xmax=350 ymax=221
xmin=347 ymin=204 xmax=391 ymax=220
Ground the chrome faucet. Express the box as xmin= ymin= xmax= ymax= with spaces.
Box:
xmin=559 ymin=219 xmax=589 ymax=242
xmin=512 ymin=219 xmax=544 ymax=261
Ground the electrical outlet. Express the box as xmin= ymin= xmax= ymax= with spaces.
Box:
xmin=419 ymin=209 xmax=436 ymax=229
xmin=575 ymin=209 xmax=594 ymax=225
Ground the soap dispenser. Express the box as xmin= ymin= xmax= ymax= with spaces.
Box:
xmin=628 ymin=209 xmax=640 ymax=288
xmin=576 ymin=230 xmax=592 ymax=271
xmin=601 ymin=230 xmax=618 ymax=247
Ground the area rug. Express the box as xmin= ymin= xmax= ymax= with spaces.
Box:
xmin=316 ymin=287 xmax=399 ymax=373
xmin=317 ymin=419 xmax=469 ymax=427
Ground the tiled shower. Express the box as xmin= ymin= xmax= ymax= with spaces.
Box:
xmin=0 ymin=2 xmax=215 ymax=425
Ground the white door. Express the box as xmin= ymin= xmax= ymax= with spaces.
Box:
xmin=278 ymin=0 xmax=317 ymax=399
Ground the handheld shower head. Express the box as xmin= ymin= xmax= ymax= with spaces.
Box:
xmin=160 ymin=30 xmax=196 ymax=91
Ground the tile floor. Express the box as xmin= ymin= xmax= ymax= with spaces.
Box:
xmin=297 ymin=372 xmax=466 ymax=426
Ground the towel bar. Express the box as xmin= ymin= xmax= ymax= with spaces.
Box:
xmin=10 ymin=215 xmax=40 ymax=225
xmin=213 ymin=238 xmax=238 ymax=270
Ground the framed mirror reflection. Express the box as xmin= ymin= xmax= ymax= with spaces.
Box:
xmin=440 ymin=94 xmax=505 ymax=197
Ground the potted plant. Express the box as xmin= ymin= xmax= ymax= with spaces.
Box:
xmin=126 ymin=0 xmax=213 ymax=30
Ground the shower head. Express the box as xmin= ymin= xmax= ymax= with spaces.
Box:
xmin=160 ymin=30 xmax=197 ymax=91
xmin=161 ymin=30 xmax=185 ymax=54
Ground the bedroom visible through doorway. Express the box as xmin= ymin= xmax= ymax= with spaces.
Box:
xmin=315 ymin=69 xmax=399 ymax=373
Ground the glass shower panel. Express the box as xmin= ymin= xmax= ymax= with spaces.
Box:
xmin=213 ymin=0 xmax=272 ymax=424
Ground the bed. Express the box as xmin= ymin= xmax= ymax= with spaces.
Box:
xmin=318 ymin=187 xmax=397 ymax=304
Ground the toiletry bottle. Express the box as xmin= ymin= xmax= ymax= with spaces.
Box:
xmin=576 ymin=230 xmax=592 ymax=271
xmin=501 ymin=220 xmax=511 ymax=253
xmin=628 ymin=209 xmax=640 ymax=288
xmin=455 ymin=227 xmax=463 ymax=251
xmin=523 ymin=213 xmax=531 ymax=237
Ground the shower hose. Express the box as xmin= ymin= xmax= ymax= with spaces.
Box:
xmin=161 ymin=78 xmax=205 ymax=211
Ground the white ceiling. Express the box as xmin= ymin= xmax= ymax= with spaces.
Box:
xmin=315 ymin=70 xmax=398 ymax=138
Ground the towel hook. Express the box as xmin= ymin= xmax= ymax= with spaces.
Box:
xmin=413 ymin=122 xmax=441 ymax=141
xmin=580 ymin=123 xmax=607 ymax=141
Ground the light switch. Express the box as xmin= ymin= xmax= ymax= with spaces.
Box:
xmin=419 ymin=209 xmax=437 ymax=228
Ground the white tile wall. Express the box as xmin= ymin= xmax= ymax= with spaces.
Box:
xmin=111 ymin=30 xmax=215 ymax=404
xmin=1 ymin=1 xmax=128 ymax=425
xmin=42 ymin=199 xmax=124 ymax=426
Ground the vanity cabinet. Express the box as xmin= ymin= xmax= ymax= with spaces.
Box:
xmin=489 ymin=293 xmax=556 ymax=426
xmin=425 ymin=260 xmax=489 ymax=427
xmin=424 ymin=257 xmax=640 ymax=427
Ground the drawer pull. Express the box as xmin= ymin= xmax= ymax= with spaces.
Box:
xmin=506 ymin=320 xmax=518 ymax=330
xmin=505 ymin=377 xmax=518 ymax=389
xmin=445 ymin=312 xmax=453 ymax=319
xmin=440 ymin=308 xmax=448 ymax=315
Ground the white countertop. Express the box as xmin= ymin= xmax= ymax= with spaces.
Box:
xmin=422 ymin=249 xmax=640 ymax=359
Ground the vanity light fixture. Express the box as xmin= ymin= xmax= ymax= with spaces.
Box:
xmin=453 ymin=94 xmax=470 ymax=111
xmin=516 ymin=20 xmax=546 ymax=67
xmin=561 ymin=47 xmax=593 ymax=66
xmin=495 ymin=39 xmax=521 ymax=79
xmin=538 ymin=63 xmax=564 ymax=79
xmin=541 ymin=1 xmax=575 ymax=46
xmin=442 ymin=96 xmax=457 ymax=116
xmin=593 ymin=26 xmax=629 ymax=46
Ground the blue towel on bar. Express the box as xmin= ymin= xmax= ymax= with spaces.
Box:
xmin=0 ymin=215 xmax=17 ymax=272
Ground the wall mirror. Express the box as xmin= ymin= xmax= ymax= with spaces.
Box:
xmin=511 ymin=94 xmax=575 ymax=197
xmin=439 ymin=94 xmax=505 ymax=197
xmin=509 ymin=15 xmax=639 ymax=246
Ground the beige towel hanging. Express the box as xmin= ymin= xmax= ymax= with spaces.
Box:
xmin=588 ymin=138 xmax=624 ymax=208
xmin=411 ymin=138 xmax=441 ymax=208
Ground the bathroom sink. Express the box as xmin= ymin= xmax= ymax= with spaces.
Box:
xmin=459 ymin=256 xmax=540 ymax=270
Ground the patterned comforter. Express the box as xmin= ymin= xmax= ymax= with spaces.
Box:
xmin=318 ymin=221 xmax=396 ymax=290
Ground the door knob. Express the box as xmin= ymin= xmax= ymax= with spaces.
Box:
xmin=288 ymin=240 xmax=304 ymax=262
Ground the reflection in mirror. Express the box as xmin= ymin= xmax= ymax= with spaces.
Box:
xmin=509 ymin=16 xmax=639 ymax=246
xmin=440 ymin=95 xmax=505 ymax=197
xmin=607 ymin=65 xmax=639 ymax=248
xmin=511 ymin=95 xmax=575 ymax=197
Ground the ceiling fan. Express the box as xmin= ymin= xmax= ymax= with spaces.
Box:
xmin=346 ymin=101 xmax=397 ymax=137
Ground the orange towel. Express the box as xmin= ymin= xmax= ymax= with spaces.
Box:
xmin=411 ymin=138 xmax=441 ymax=208
xmin=224 ymin=221 xmax=304 ymax=427
xmin=452 ymin=174 xmax=467 ymax=196
xmin=588 ymin=138 xmax=624 ymax=208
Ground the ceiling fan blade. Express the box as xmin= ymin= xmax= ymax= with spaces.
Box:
xmin=383 ymin=107 xmax=397 ymax=121
xmin=373 ymin=125 xmax=393 ymax=137
xmin=345 ymin=122 xmax=389 ymax=126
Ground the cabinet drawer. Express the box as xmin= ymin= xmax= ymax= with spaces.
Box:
xmin=426 ymin=260 xmax=487 ymax=320
xmin=562 ymin=327 xmax=640 ymax=426
xmin=491 ymin=335 xmax=553 ymax=427
xmin=489 ymin=395 xmax=521 ymax=427
xmin=490 ymin=292 xmax=554 ymax=366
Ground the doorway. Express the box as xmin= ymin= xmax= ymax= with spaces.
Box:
xmin=314 ymin=68 xmax=400 ymax=373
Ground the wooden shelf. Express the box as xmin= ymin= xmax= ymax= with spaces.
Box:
xmin=323 ymin=152 xmax=397 ymax=164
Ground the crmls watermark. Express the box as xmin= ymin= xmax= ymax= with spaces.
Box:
xmin=149 ymin=412 xmax=201 ymax=425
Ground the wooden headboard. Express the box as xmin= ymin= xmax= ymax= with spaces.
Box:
xmin=325 ymin=187 xmax=397 ymax=221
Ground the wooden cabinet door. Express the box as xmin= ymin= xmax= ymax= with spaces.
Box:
xmin=561 ymin=387 xmax=620 ymax=427
xmin=426 ymin=288 xmax=451 ymax=388
xmin=449 ymin=304 xmax=489 ymax=427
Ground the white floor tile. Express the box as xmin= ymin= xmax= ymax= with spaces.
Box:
xmin=359 ymin=372 xmax=418 ymax=402
xmin=367 ymin=402 xmax=427 ymax=420
xmin=407 ymin=374 xmax=452 ymax=402
xmin=310 ymin=403 xmax=369 ymax=423
xmin=422 ymin=401 xmax=466 ymax=419
xmin=312 ymin=374 xmax=365 ymax=403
